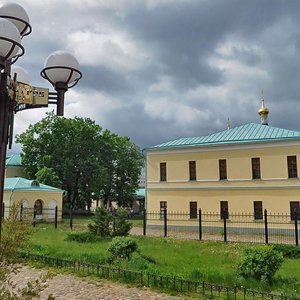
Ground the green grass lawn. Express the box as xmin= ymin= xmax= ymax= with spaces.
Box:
xmin=24 ymin=224 xmax=300 ymax=298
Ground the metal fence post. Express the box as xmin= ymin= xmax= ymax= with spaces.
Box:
xmin=223 ymin=211 xmax=227 ymax=242
xmin=20 ymin=203 xmax=23 ymax=221
xmin=164 ymin=208 xmax=167 ymax=237
xmin=143 ymin=208 xmax=146 ymax=236
xmin=198 ymin=209 xmax=202 ymax=241
xmin=33 ymin=209 xmax=36 ymax=227
xmin=70 ymin=209 xmax=73 ymax=230
xmin=294 ymin=211 xmax=299 ymax=246
xmin=54 ymin=206 xmax=58 ymax=229
xmin=264 ymin=209 xmax=268 ymax=244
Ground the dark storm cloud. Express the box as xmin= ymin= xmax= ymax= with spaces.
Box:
xmin=9 ymin=0 xmax=300 ymax=154
xmin=224 ymin=46 xmax=262 ymax=66
xmin=80 ymin=65 xmax=135 ymax=95
xmin=58 ymin=0 xmax=300 ymax=145
xmin=99 ymin=102 xmax=200 ymax=149
xmin=111 ymin=0 xmax=292 ymax=90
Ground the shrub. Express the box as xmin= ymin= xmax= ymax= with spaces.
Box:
xmin=108 ymin=237 xmax=138 ymax=260
xmin=88 ymin=207 xmax=132 ymax=238
xmin=273 ymin=244 xmax=300 ymax=259
xmin=113 ymin=208 xmax=132 ymax=237
xmin=237 ymin=246 xmax=284 ymax=282
xmin=88 ymin=206 xmax=112 ymax=237
xmin=0 ymin=203 xmax=32 ymax=262
xmin=66 ymin=232 xmax=101 ymax=243
xmin=0 ymin=203 xmax=46 ymax=299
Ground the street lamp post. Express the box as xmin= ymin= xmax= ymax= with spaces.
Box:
xmin=0 ymin=3 xmax=82 ymax=241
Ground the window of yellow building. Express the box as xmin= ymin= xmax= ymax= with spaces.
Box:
xmin=287 ymin=156 xmax=298 ymax=178
xmin=252 ymin=157 xmax=261 ymax=179
xmin=220 ymin=201 xmax=229 ymax=219
xmin=219 ymin=159 xmax=227 ymax=180
xmin=290 ymin=201 xmax=300 ymax=220
xmin=189 ymin=161 xmax=196 ymax=181
xmin=189 ymin=201 xmax=197 ymax=219
xmin=253 ymin=201 xmax=263 ymax=220
xmin=160 ymin=162 xmax=167 ymax=181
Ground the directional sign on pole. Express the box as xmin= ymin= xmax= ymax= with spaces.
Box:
xmin=15 ymin=81 xmax=49 ymax=106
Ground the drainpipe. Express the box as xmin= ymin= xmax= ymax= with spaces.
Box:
xmin=142 ymin=149 xmax=147 ymax=211
xmin=8 ymin=188 xmax=14 ymax=213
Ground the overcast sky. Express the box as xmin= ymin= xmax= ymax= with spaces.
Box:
xmin=6 ymin=0 xmax=300 ymax=154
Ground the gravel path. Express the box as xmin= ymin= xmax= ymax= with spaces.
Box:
xmin=7 ymin=265 xmax=184 ymax=300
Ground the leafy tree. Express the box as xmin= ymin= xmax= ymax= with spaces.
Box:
xmin=16 ymin=112 xmax=144 ymax=209
xmin=17 ymin=113 xmax=103 ymax=209
xmin=35 ymin=166 xmax=62 ymax=187
xmin=98 ymin=131 xmax=144 ymax=207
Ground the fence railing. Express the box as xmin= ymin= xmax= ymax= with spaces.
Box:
xmin=146 ymin=209 xmax=299 ymax=246
xmin=2 ymin=203 xmax=299 ymax=245
xmin=18 ymin=252 xmax=299 ymax=300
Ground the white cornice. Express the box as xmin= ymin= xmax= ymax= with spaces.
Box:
xmin=148 ymin=185 xmax=300 ymax=191
xmin=148 ymin=177 xmax=294 ymax=184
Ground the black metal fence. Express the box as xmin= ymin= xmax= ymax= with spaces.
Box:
xmin=2 ymin=203 xmax=299 ymax=245
xmin=146 ymin=209 xmax=299 ymax=246
xmin=19 ymin=252 xmax=298 ymax=300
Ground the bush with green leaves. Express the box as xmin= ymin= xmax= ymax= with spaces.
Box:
xmin=0 ymin=203 xmax=32 ymax=262
xmin=88 ymin=206 xmax=132 ymax=237
xmin=237 ymin=246 xmax=284 ymax=282
xmin=0 ymin=203 xmax=47 ymax=299
xmin=107 ymin=237 xmax=138 ymax=261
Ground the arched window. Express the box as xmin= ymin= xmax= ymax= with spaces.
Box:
xmin=34 ymin=199 xmax=43 ymax=216
xmin=21 ymin=199 xmax=29 ymax=220
xmin=31 ymin=180 xmax=40 ymax=187
xmin=21 ymin=199 xmax=29 ymax=209
xmin=48 ymin=200 xmax=57 ymax=220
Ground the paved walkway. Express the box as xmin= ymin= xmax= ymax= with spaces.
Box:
xmin=7 ymin=265 xmax=184 ymax=300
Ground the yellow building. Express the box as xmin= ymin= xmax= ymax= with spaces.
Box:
xmin=146 ymin=101 xmax=300 ymax=220
xmin=4 ymin=155 xmax=63 ymax=221
xmin=5 ymin=154 xmax=27 ymax=178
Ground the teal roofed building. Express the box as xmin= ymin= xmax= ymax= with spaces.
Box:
xmin=4 ymin=177 xmax=62 ymax=192
xmin=149 ymin=123 xmax=300 ymax=150
xmin=4 ymin=156 xmax=63 ymax=222
xmin=6 ymin=154 xmax=22 ymax=166
xmin=5 ymin=154 xmax=27 ymax=179
xmin=145 ymin=99 xmax=300 ymax=232
xmin=147 ymin=97 xmax=300 ymax=151
xmin=3 ymin=177 xmax=63 ymax=221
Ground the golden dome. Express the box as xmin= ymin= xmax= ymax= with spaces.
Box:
xmin=258 ymin=98 xmax=269 ymax=115
xmin=258 ymin=96 xmax=269 ymax=125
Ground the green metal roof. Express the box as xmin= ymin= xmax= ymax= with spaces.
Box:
xmin=4 ymin=177 xmax=63 ymax=192
xmin=135 ymin=188 xmax=145 ymax=197
xmin=6 ymin=154 xmax=22 ymax=167
xmin=148 ymin=123 xmax=300 ymax=150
